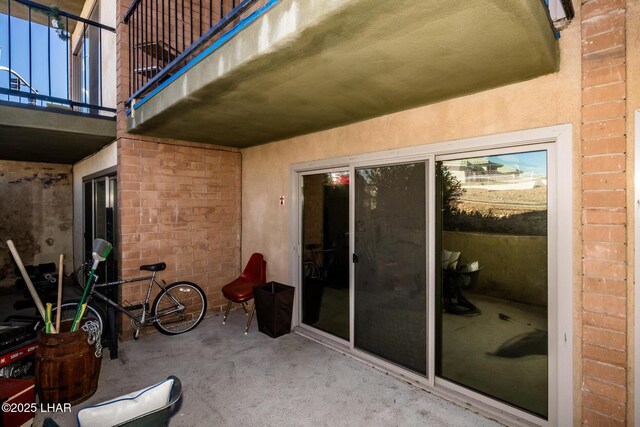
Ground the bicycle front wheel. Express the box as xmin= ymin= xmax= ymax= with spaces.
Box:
xmin=152 ymin=281 xmax=207 ymax=335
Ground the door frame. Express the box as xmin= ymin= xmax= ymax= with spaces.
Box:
xmin=82 ymin=170 xmax=117 ymax=280
xmin=434 ymin=143 xmax=557 ymax=423
xmin=289 ymin=124 xmax=573 ymax=426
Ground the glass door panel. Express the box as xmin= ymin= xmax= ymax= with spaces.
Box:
xmin=106 ymin=179 xmax=117 ymax=283
xmin=83 ymin=174 xmax=118 ymax=356
xmin=354 ymin=162 xmax=427 ymax=375
xmin=94 ymin=179 xmax=106 ymax=240
xmin=301 ymin=172 xmax=350 ymax=340
xmin=83 ymin=180 xmax=93 ymax=261
xmin=436 ymin=150 xmax=548 ymax=418
xmin=84 ymin=175 xmax=117 ymax=282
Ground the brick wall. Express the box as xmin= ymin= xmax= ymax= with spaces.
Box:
xmin=581 ymin=0 xmax=628 ymax=424
xmin=117 ymin=137 xmax=241 ymax=335
xmin=116 ymin=0 xmax=243 ymax=336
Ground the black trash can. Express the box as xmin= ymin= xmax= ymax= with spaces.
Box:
xmin=254 ymin=282 xmax=295 ymax=338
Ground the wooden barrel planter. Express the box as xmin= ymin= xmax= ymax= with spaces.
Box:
xmin=35 ymin=320 xmax=101 ymax=405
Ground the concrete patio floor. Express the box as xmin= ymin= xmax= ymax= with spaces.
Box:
xmin=35 ymin=313 xmax=501 ymax=426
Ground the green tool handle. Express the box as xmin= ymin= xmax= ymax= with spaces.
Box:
xmin=45 ymin=303 xmax=52 ymax=334
xmin=71 ymin=269 xmax=96 ymax=332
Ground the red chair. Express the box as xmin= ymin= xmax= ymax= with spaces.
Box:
xmin=222 ymin=253 xmax=266 ymax=334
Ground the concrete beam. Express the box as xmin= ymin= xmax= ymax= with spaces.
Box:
xmin=128 ymin=0 xmax=559 ymax=148
xmin=0 ymin=103 xmax=116 ymax=164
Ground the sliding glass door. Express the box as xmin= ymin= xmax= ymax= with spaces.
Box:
xmin=295 ymin=134 xmax=564 ymax=423
xmin=353 ymin=162 xmax=427 ymax=375
xmin=436 ymin=150 xmax=549 ymax=418
xmin=84 ymin=175 xmax=117 ymax=282
xmin=301 ymin=172 xmax=350 ymax=340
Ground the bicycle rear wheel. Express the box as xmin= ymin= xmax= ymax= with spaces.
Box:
xmin=152 ymin=281 xmax=207 ymax=335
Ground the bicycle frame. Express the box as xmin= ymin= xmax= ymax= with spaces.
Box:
xmin=86 ymin=271 xmax=185 ymax=326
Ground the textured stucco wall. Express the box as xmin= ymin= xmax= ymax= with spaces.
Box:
xmin=240 ymin=15 xmax=581 ymax=424
xmin=100 ymin=0 xmax=117 ymax=111
xmin=73 ymin=0 xmax=117 ymax=112
xmin=240 ymin=18 xmax=582 ymax=286
xmin=0 ymin=161 xmax=73 ymax=287
xmin=128 ymin=0 xmax=559 ymax=147
xmin=72 ymin=142 xmax=117 ymax=268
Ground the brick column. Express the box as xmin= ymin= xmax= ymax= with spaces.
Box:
xmin=581 ymin=0 xmax=628 ymax=425
xmin=114 ymin=0 xmax=242 ymax=337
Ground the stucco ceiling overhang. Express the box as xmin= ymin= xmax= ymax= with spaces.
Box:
xmin=128 ymin=0 xmax=560 ymax=148
xmin=0 ymin=103 xmax=116 ymax=164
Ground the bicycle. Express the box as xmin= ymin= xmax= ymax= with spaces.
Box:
xmin=45 ymin=261 xmax=207 ymax=340
xmin=303 ymin=243 xmax=336 ymax=280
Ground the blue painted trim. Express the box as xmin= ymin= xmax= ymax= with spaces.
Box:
xmin=132 ymin=0 xmax=282 ymax=111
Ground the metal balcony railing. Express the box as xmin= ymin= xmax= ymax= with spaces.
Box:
xmin=124 ymin=0 xmax=261 ymax=105
xmin=0 ymin=0 xmax=116 ymax=115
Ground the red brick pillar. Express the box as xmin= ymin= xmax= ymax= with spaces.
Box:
xmin=581 ymin=0 xmax=628 ymax=424
xmin=114 ymin=0 xmax=243 ymax=337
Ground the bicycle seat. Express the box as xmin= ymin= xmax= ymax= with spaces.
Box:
xmin=140 ymin=262 xmax=166 ymax=272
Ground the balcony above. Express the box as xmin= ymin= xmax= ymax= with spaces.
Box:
xmin=127 ymin=0 xmax=560 ymax=148
xmin=0 ymin=102 xmax=115 ymax=164
xmin=0 ymin=0 xmax=117 ymax=163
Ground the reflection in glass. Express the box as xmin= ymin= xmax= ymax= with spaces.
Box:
xmin=436 ymin=151 xmax=548 ymax=417
xmin=107 ymin=179 xmax=118 ymax=283
xmin=94 ymin=179 xmax=106 ymax=240
xmin=354 ymin=163 xmax=426 ymax=375
xmin=301 ymin=172 xmax=350 ymax=340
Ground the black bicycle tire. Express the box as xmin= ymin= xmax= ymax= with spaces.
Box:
xmin=151 ymin=281 xmax=207 ymax=335
xmin=34 ymin=300 xmax=105 ymax=333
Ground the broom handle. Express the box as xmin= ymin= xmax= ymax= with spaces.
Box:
xmin=71 ymin=268 xmax=96 ymax=332
xmin=7 ymin=240 xmax=57 ymax=333
xmin=56 ymin=254 xmax=63 ymax=332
